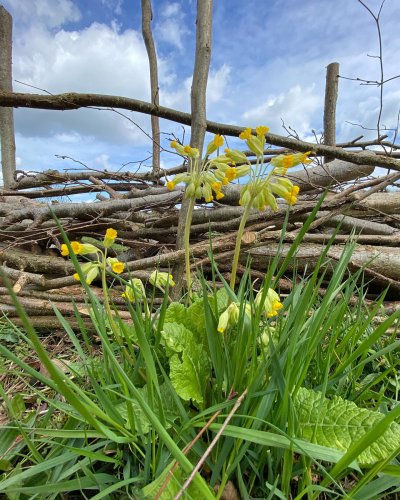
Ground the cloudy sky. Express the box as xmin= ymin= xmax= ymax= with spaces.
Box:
xmin=2 ymin=0 xmax=400 ymax=180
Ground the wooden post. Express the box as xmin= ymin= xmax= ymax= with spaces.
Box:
xmin=141 ymin=0 xmax=160 ymax=176
xmin=323 ymin=62 xmax=339 ymax=163
xmin=0 ymin=6 xmax=16 ymax=188
xmin=172 ymin=0 xmax=213 ymax=298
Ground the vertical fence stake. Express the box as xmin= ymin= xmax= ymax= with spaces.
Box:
xmin=323 ymin=62 xmax=339 ymax=164
xmin=0 ymin=6 xmax=16 ymax=189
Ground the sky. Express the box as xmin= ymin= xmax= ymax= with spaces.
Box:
xmin=1 ymin=0 xmax=400 ymax=186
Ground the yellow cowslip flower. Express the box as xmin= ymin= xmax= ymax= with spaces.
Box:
xmin=239 ymin=128 xmax=253 ymax=140
xmin=225 ymin=166 xmax=237 ymax=182
xmin=256 ymin=125 xmax=269 ymax=137
xmin=286 ymin=185 xmax=300 ymax=205
xmin=166 ymin=180 xmax=175 ymax=191
xmin=60 ymin=244 xmax=69 ymax=256
xmin=63 ymin=241 xmax=98 ymax=256
xmin=282 ymin=155 xmax=295 ymax=169
xmin=298 ymin=151 xmax=312 ymax=164
xmin=71 ymin=241 xmax=83 ymax=254
xmin=150 ymin=270 xmax=175 ymax=290
xmin=103 ymin=228 xmax=117 ymax=248
xmin=217 ymin=302 xmax=239 ymax=333
xmin=183 ymin=145 xmax=200 ymax=158
xmin=74 ymin=262 xmax=99 ymax=285
xmin=111 ymin=261 xmax=125 ymax=274
xmin=225 ymin=148 xmax=248 ymax=164
xmin=206 ymin=134 xmax=224 ymax=156
xmin=211 ymin=181 xmax=222 ymax=194
xmin=270 ymin=178 xmax=300 ymax=206
xmin=216 ymin=192 xmax=224 ymax=200
xmin=255 ymin=288 xmax=283 ymax=318
xmin=170 ymin=140 xmax=186 ymax=156
xmin=122 ymin=278 xmax=146 ymax=302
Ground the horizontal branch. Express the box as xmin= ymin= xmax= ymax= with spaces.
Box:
xmin=0 ymin=91 xmax=399 ymax=171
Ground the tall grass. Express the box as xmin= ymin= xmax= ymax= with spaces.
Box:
xmin=0 ymin=228 xmax=399 ymax=498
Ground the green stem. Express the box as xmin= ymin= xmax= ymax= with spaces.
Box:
xmin=101 ymin=252 xmax=122 ymax=345
xmin=184 ymin=197 xmax=196 ymax=301
xmin=230 ymin=201 xmax=252 ymax=289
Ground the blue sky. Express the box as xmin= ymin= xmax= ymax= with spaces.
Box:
xmin=1 ymin=0 xmax=400 ymax=184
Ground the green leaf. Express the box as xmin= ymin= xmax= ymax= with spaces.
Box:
xmin=164 ymin=302 xmax=187 ymax=326
xmin=116 ymin=383 xmax=180 ymax=435
xmin=295 ymin=387 xmax=400 ymax=465
xmin=142 ymin=462 xmax=205 ymax=499
xmin=162 ymin=323 xmax=209 ymax=405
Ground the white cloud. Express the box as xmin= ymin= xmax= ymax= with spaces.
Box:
xmin=10 ymin=20 xmax=178 ymax=146
xmin=100 ymin=0 xmax=123 ymax=16
xmin=4 ymin=0 xmax=81 ymax=28
xmin=162 ymin=2 xmax=181 ymax=17
xmin=242 ymin=85 xmax=321 ymax=137
xmin=155 ymin=1 xmax=189 ymax=50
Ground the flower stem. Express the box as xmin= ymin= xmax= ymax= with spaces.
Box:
xmin=230 ymin=201 xmax=252 ymax=289
xmin=184 ymin=197 xmax=196 ymax=301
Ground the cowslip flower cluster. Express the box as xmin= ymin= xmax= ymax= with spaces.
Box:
xmin=217 ymin=288 xmax=283 ymax=334
xmin=60 ymin=228 xmax=125 ymax=285
xmin=167 ymin=135 xmax=250 ymax=203
xmin=237 ymin=126 xmax=310 ymax=212
xmin=121 ymin=271 xmax=174 ymax=302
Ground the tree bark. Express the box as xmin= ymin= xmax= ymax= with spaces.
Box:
xmin=0 ymin=91 xmax=399 ymax=171
xmin=323 ymin=62 xmax=339 ymax=163
xmin=141 ymin=0 xmax=161 ymax=176
xmin=0 ymin=7 xmax=15 ymax=188
xmin=172 ymin=0 xmax=213 ymax=297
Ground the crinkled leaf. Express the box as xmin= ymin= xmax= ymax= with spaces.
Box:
xmin=295 ymin=387 xmax=400 ymax=465
xmin=162 ymin=323 xmax=209 ymax=405
xmin=186 ymin=299 xmax=207 ymax=338
xmin=164 ymin=302 xmax=187 ymax=326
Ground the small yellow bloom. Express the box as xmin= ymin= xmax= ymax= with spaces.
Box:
xmin=256 ymin=125 xmax=269 ymax=137
xmin=70 ymin=241 xmax=83 ymax=254
xmin=216 ymin=192 xmax=224 ymax=200
xmin=150 ymin=271 xmax=175 ymax=290
xmin=217 ymin=302 xmax=239 ymax=333
xmin=239 ymin=128 xmax=253 ymax=140
xmin=225 ymin=148 xmax=248 ymax=164
xmin=166 ymin=180 xmax=175 ymax=191
xmin=211 ymin=181 xmax=222 ymax=193
xmin=111 ymin=261 xmax=125 ymax=274
xmin=103 ymin=228 xmax=117 ymax=249
xmin=170 ymin=140 xmax=178 ymax=148
xmin=73 ymin=272 xmax=80 ymax=281
xmin=60 ymin=244 xmax=69 ymax=256
xmin=255 ymin=288 xmax=283 ymax=318
xmin=286 ymin=185 xmax=300 ymax=205
xmin=299 ymin=151 xmax=312 ymax=164
xmin=183 ymin=145 xmax=200 ymax=158
xmin=225 ymin=166 xmax=237 ymax=182
xmin=282 ymin=155 xmax=295 ymax=169
xmin=122 ymin=278 xmax=146 ymax=302
xmin=213 ymin=134 xmax=224 ymax=147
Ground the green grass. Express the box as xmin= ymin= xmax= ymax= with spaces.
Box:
xmin=0 ymin=234 xmax=399 ymax=499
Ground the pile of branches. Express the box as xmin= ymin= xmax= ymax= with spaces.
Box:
xmin=1 ymin=139 xmax=400 ymax=328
